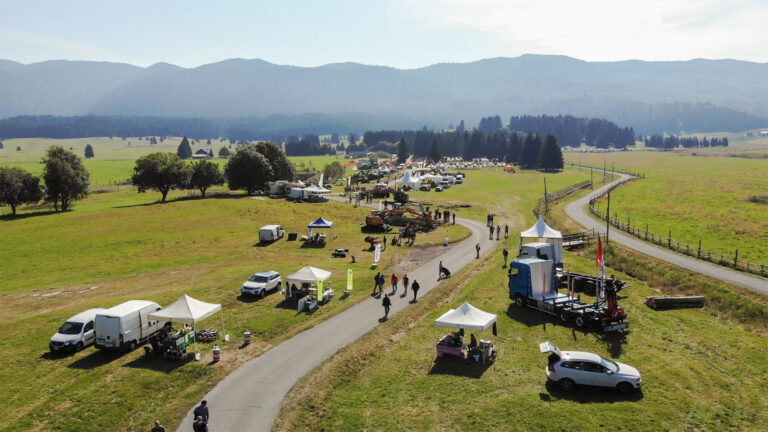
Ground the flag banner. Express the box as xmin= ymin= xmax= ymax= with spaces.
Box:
xmin=346 ymin=268 xmax=353 ymax=291
xmin=374 ymin=244 xmax=381 ymax=263
xmin=596 ymin=233 xmax=604 ymax=268
xmin=317 ymin=278 xmax=324 ymax=296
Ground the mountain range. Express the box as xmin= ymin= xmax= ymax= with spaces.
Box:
xmin=1 ymin=55 xmax=768 ymax=134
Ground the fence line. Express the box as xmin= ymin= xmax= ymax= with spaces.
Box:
xmin=533 ymin=179 xmax=593 ymax=216
xmin=565 ymin=163 xmax=645 ymax=179
xmin=589 ymin=184 xmax=767 ymax=277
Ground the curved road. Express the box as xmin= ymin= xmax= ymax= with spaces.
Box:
xmin=565 ymin=173 xmax=768 ymax=295
xmin=178 ymin=215 xmax=495 ymax=431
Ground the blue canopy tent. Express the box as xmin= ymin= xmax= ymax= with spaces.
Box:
xmin=308 ymin=217 xmax=334 ymax=237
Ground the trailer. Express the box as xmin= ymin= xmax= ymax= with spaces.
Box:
xmin=508 ymin=258 xmax=628 ymax=332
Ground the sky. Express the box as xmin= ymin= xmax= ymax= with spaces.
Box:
xmin=1 ymin=0 xmax=767 ymax=68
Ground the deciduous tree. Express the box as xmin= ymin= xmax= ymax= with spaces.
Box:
xmin=42 ymin=146 xmax=90 ymax=212
xmin=323 ymin=161 xmax=345 ymax=182
xmin=256 ymin=141 xmax=294 ymax=181
xmin=189 ymin=160 xmax=224 ymax=198
xmin=0 ymin=166 xmax=43 ymax=215
xmin=131 ymin=152 xmax=190 ymax=202
xmin=224 ymin=145 xmax=273 ymax=194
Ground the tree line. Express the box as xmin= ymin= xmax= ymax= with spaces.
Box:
xmin=643 ymin=134 xmax=729 ymax=150
xmin=507 ymin=115 xmax=636 ymax=148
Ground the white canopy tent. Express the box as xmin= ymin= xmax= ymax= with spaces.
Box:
xmin=434 ymin=302 xmax=497 ymax=331
xmin=519 ymin=216 xmax=563 ymax=265
xmin=395 ymin=171 xmax=422 ymax=188
xmin=284 ymin=266 xmax=333 ymax=301
xmin=148 ymin=294 xmax=224 ymax=356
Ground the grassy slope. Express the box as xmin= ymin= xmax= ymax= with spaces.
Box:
xmin=275 ymin=170 xmax=768 ymax=432
xmin=0 ymin=177 xmax=472 ymax=431
xmin=566 ymin=150 xmax=768 ymax=264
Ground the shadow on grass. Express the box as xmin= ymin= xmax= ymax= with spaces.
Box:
xmin=68 ymin=349 xmax=126 ymax=369
xmin=123 ymin=353 xmax=193 ymax=373
xmin=237 ymin=294 xmax=261 ymax=303
xmin=113 ymin=193 xmax=247 ymax=208
xmin=541 ymin=380 xmax=644 ymax=403
xmin=300 ymin=242 xmax=327 ymax=249
xmin=596 ymin=331 xmax=628 ymax=359
xmin=1 ymin=210 xmax=61 ymax=220
xmin=429 ymin=355 xmax=492 ymax=378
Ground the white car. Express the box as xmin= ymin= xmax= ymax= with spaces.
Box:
xmin=50 ymin=308 xmax=106 ymax=354
xmin=241 ymin=271 xmax=282 ymax=298
xmin=540 ymin=341 xmax=642 ymax=394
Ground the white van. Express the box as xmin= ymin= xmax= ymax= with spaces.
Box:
xmin=49 ymin=308 xmax=106 ymax=354
xmin=94 ymin=300 xmax=168 ymax=352
xmin=259 ymin=224 xmax=285 ymax=242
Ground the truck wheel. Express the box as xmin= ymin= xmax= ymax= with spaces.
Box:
xmin=129 ymin=341 xmax=137 ymax=352
xmin=575 ymin=316 xmax=586 ymax=328
xmin=617 ymin=382 xmax=634 ymax=394
xmin=559 ymin=378 xmax=575 ymax=392
xmin=515 ymin=295 xmax=526 ymax=308
xmin=559 ymin=311 xmax=570 ymax=323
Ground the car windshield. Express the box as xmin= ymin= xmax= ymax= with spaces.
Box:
xmin=600 ymin=356 xmax=619 ymax=373
xmin=248 ymin=275 xmax=269 ymax=283
xmin=58 ymin=321 xmax=83 ymax=335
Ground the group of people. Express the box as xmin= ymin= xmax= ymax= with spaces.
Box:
xmin=432 ymin=207 xmax=456 ymax=225
xmin=150 ymin=400 xmax=208 ymax=432
xmin=485 ymin=214 xmax=509 ymax=241
xmin=373 ymin=272 xmax=422 ymax=318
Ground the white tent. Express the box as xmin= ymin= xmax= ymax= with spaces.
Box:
xmin=148 ymin=294 xmax=224 ymax=357
xmin=519 ymin=216 xmax=563 ymax=265
xmin=395 ymin=171 xmax=421 ymax=188
xmin=284 ymin=266 xmax=333 ymax=301
xmin=434 ymin=302 xmax=497 ymax=331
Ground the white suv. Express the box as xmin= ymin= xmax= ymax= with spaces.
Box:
xmin=241 ymin=271 xmax=282 ymax=298
xmin=540 ymin=341 xmax=642 ymax=394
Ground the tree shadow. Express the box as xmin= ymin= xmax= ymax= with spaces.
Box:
xmin=542 ymin=380 xmax=643 ymax=403
xmin=113 ymin=193 xmax=247 ymax=208
xmin=1 ymin=210 xmax=60 ymax=220
xmin=595 ymin=331 xmax=629 ymax=359
xmin=428 ymin=355 xmax=492 ymax=378
xmin=68 ymin=349 xmax=126 ymax=369
xmin=123 ymin=353 xmax=193 ymax=373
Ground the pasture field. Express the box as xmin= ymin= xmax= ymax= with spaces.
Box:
xmin=275 ymin=219 xmax=768 ymax=432
xmin=565 ymin=150 xmax=768 ymax=265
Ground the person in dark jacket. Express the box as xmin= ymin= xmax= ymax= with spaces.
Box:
xmin=151 ymin=420 xmax=166 ymax=432
xmin=411 ymin=280 xmax=420 ymax=302
xmin=382 ymin=294 xmax=392 ymax=318
xmin=402 ymin=274 xmax=409 ymax=297
xmin=193 ymin=400 xmax=209 ymax=423
xmin=193 ymin=416 xmax=208 ymax=432
xmin=503 ymin=248 xmax=509 ymax=268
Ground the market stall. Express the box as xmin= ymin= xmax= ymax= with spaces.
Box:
xmin=306 ymin=217 xmax=334 ymax=244
xmin=434 ymin=302 xmax=497 ymax=363
xmin=148 ymin=295 xmax=223 ymax=360
xmin=284 ymin=266 xmax=334 ymax=311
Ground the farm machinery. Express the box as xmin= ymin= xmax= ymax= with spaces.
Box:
xmin=362 ymin=201 xmax=435 ymax=233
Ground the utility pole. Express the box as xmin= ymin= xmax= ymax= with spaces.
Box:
xmin=605 ymin=191 xmax=611 ymax=243
xmin=544 ymin=177 xmax=549 ymax=213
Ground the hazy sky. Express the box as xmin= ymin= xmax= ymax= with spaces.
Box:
xmin=1 ymin=0 xmax=766 ymax=68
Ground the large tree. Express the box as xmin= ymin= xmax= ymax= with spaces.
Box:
xmin=539 ymin=134 xmax=564 ymax=171
xmin=189 ymin=160 xmax=224 ymax=198
xmin=396 ymin=138 xmax=409 ymax=164
xmin=42 ymin=146 xmax=90 ymax=212
xmin=131 ymin=152 xmax=191 ymax=202
xmin=506 ymin=132 xmax=522 ymax=164
xmin=84 ymin=144 xmax=94 ymax=159
xmin=520 ymin=132 xmax=542 ymax=169
xmin=255 ymin=142 xmax=294 ymax=181
xmin=177 ymin=137 xmax=193 ymax=159
xmin=323 ymin=161 xmax=345 ymax=182
xmin=224 ymin=145 xmax=273 ymax=194
xmin=428 ymin=139 xmax=442 ymax=163
xmin=0 ymin=166 xmax=43 ymax=215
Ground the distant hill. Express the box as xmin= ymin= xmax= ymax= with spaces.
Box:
xmin=1 ymin=55 xmax=767 ymax=134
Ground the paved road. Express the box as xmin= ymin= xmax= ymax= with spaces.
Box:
xmin=178 ymin=212 xmax=496 ymax=431
xmin=564 ymin=173 xmax=768 ymax=295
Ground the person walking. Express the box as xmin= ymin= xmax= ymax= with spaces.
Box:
xmin=496 ymin=225 xmax=500 ymax=240
xmin=372 ymin=272 xmax=381 ymax=295
xmin=488 ymin=225 xmax=494 ymax=240
xmin=503 ymin=248 xmax=509 ymax=268
xmin=382 ymin=294 xmax=392 ymax=318
xmin=193 ymin=400 xmax=209 ymax=423
xmin=476 ymin=243 xmax=481 ymax=259
xmin=444 ymin=210 xmax=450 ymax=221
xmin=452 ymin=212 xmax=456 ymax=224
xmin=151 ymin=420 xmax=166 ymax=432
xmin=504 ymin=224 xmax=509 ymax=239
xmin=402 ymin=274 xmax=409 ymax=297
xmin=378 ymin=274 xmax=386 ymax=296
xmin=411 ymin=280 xmax=420 ymax=302
xmin=193 ymin=416 xmax=208 ymax=432
xmin=391 ymin=273 xmax=399 ymax=295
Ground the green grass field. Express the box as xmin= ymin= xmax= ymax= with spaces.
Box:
xmin=565 ymin=150 xmax=768 ymax=265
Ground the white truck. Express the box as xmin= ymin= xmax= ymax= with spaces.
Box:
xmin=49 ymin=308 xmax=106 ymax=354
xmin=94 ymin=300 xmax=168 ymax=352
xmin=259 ymin=224 xmax=285 ymax=242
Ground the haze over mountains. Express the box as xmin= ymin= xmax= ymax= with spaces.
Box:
xmin=1 ymin=55 xmax=767 ymax=135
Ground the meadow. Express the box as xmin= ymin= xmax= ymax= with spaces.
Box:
xmin=565 ymin=148 xmax=768 ymax=265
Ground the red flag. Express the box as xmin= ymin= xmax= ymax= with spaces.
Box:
xmin=596 ymin=233 xmax=604 ymax=268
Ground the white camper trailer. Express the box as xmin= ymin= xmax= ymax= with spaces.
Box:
xmin=259 ymin=225 xmax=285 ymax=242
xmin=94 ymin=300 xmax=168 ymax=351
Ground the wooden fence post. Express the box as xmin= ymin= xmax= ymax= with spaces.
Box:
xmin=698 ymin=239 xmax=701 ymax=259
xmin=734 ymin=249 xmax=738 ymax=268
xmin=668 ymin=230 xmax=671 ymax=248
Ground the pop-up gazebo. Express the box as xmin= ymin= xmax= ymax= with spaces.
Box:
xmin=307 ymin=217 xmax=334 ymax=237
xmin=519 ymin=216 xmax=563 ymax=265
xmin=434 ymin=302 xmax=497 ymax=362
xmin=148 ymin=294 xmax=224 ymax=356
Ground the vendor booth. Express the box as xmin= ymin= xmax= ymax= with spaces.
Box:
xmin=519 ymin=216 xmax=563 ymax=266
xmin=434 ymin=302 xmax=497 ymax=363
xmin=306 ymin=217 xmax=334 ymax=241
xmin=284 ymin=266 xmax=334 ymax=311
xmin=395 ymin=171 xmax=422 ymax=189
xmin=147 ymin=295 xmax=224 ymax=360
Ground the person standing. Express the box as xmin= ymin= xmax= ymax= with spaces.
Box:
xmin=378 ymin=274 xmax=386 ymax=295
xmin=193 ymin=400 xmax=209 ymax=423
xmin=496 ymin=225 xmax=500 ymax=240
xmin=402 ymin=274 xmax=409 ymax=296
xmin=504 ymin=224 xmax=509 ymax=239
xmin=193 ymin=416 xmax=208 ymax=432
xmin=488 ymin=225 xmax=494 ymax=240
xmin=372 ymin=272 xmax=381 ymax=295
xmin=391 ymin=273 xmax=399 ymax=295
xmin=476 ymin=243 xmax=481 ymax=259
xmin=452 ymin=212 xmax=456 ymax=224
xmin=382 ymin=294 xmax=392 ymax=318
xmin=503 ymin=248 xmax=509 ymax=268
xmin=411 ymin=280 xmax=420 ymax=302
xmin=151 ymin=420 xmax=166 ymax=432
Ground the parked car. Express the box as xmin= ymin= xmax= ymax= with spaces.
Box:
xmin=95 ymin=300 xmax=168 ymax=352
xmin=50 ymin=308 xmax=106 ymax=354
xmin=435 ymin=186 xmax=443 ymax=192
xmin=241 ymin=271 xmax=282 ymax=298
xmin=259 ymin=225 xmax=285 ymax=242
xmin=540 ymin=341 xmax=642 ymax=394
